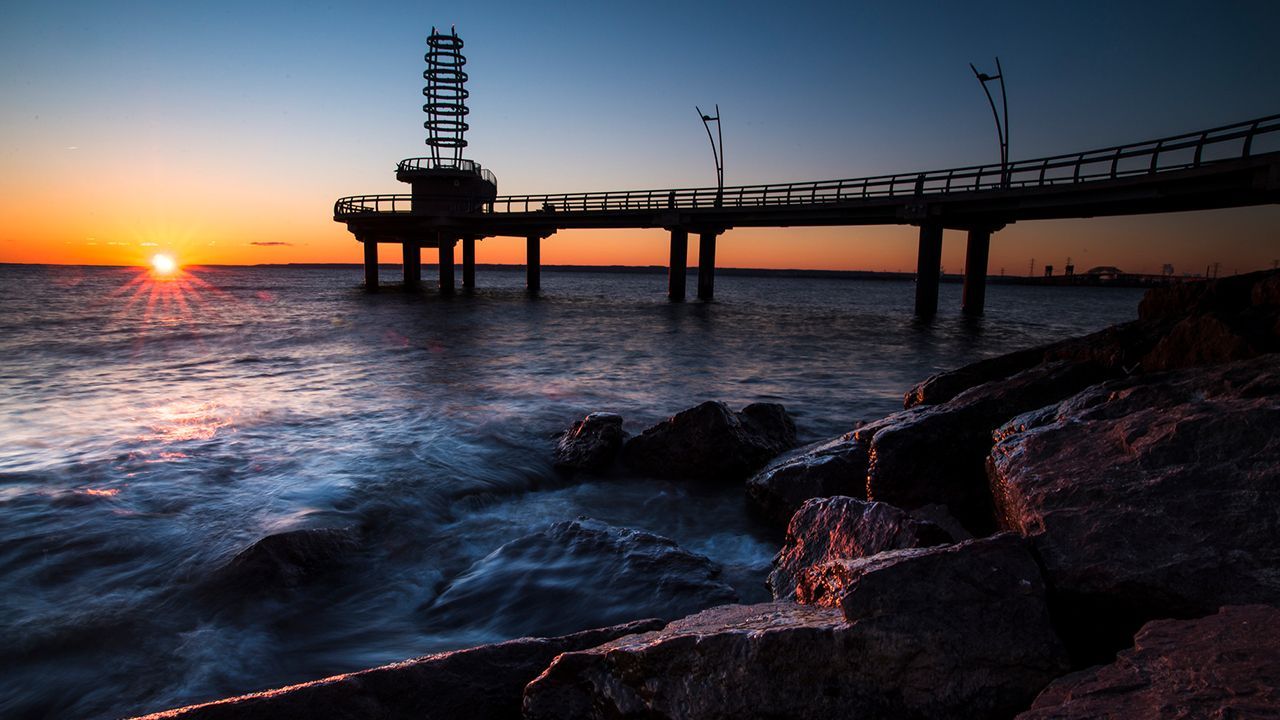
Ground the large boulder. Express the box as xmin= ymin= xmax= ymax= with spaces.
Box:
xmin=525 ymin=534 xmax=1067 ymax=720
xmin=1018 ymin=605 xmax=1280 ymax=719
xmin=621 ymin=401 xmax=797 ymax=482
xmin=553 ymin=412 xmax=625 ymax=474
xmin=744 ymin=432 xmax=869 ymax=525
xmin=126 ymin=619 xmax=664 ymax=720
xmin=989 ymin=355 xmax=1280 ymax=661
xmin=904 ymin=345 xmax=1047 ymax=408
xmin=215 ymin=527 xmax=361 ymax=591
xmin=767 ymin=496 xmax=952 ymax=601
xmin=864 ymin=360 xmax=1113 ymax=534
xmin=422 ymin=518 xmax=736 ymax=639
xmin=1139 ymin=312 xmax=1258 ymax=371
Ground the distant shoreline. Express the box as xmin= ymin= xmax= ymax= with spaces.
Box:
xmin=1 ymin=262 xmax=1191 ymax=288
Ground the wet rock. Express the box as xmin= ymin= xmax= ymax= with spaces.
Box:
xmin=525 ymin=534 xmax=1067 ymax=720
xmin=744 ymin=432 xmax=870 ymax=525
xmin=127 ymin=619 xmax=664 ymax=720
xmin=621 ymin=401 xmax=797 ymax=482
xmin=217 ymin=527 xmax=360 ymax=591
xmin=1140 ymin=312 xmax=1258 ymax=371
xmin=989 ymin=355 xmax=1280 ymax=661
xmin=1018 ymin=605 xmax=1280 ymax=719
xmin=767 ymin=496 xmax=952 ymax=601
xmin=553 ymin=412 xmax=625 ymax=474
xmin=866 ymin=360 xmax=1112 ymax=534
xmin=423 ymin=518 xmax=736 ymax=638
xmin=905 ymin=345 xmax=1046 ymax=408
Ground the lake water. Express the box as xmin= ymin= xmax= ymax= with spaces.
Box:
xmin=0 ymin=264 xmax=1143 ymax=718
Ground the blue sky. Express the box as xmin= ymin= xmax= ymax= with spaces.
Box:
xmin=2 ymin=1 xmax=1278 ymax=271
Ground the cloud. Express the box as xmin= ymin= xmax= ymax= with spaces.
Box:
xmin=250 ymin=241 xmax=293 ymax=246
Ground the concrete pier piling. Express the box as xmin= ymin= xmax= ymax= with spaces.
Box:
xmin=403 ymin=242 xmax=421 ymax=290
xmin=438 ymin=237 xmax=455 ymax=294
xmin=914 ymin=224 xmax=943 ymax=317
xmin=526 ymin=235 xmax=541 ymax=294
xmin=962 ymin=228 xmax=992 ymax=316
xmin=669 ymin=229 xmax=688 ymax=301
xmin=363 ymin=241 xmax=379 ymax=292
xmin=462 ymin=236 xmax=476 ymax=290
xmin=697 ymin=232 xmax=717 ymax=301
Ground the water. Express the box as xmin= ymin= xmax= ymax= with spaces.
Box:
xmin=0 ymin=264 xmax=1142 ymax=718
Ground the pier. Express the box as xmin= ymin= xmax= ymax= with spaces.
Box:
xmin=334 ymin=30 xmax=1280 ymax=316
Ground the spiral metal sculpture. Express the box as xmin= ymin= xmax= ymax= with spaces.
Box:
xmin=423 ymin=27 xmax=469 ymax=165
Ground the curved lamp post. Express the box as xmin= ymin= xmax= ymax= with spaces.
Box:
xmin=970 ymin=58 xmax=1009 ymax=188
xmin=697 ymin=105 xmax=724 ymax=207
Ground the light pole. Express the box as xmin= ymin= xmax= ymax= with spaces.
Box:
xmin=697 ymin=105 xmax=724 ymax=207
xmin=970 ymin=58 xmax=1009 ymax=188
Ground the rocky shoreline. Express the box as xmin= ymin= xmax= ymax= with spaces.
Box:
xmin=134 ymin=270 xmax=1280 ymax=719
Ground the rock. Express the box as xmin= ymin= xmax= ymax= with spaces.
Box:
xmin=553 ymin=412 xmax=625 ymax=473
xmin=1140 ymin=313 xmax=1258 ymax=371
xmin=621 ymin=401 xmax=797 ymax=482
xmin=989 ymin=355 xmax=1280 ymax=661
xmin=525 ymin=534 xmax=1067 ymax=720
xmin=126 ymin=619 xmax=664 ymax=720
xmin=1018 ymin=605 xmax=1280 ymax=719
xmin=1252 ymin=272 xmax=1280 ymax=306
xmin=422 ymin=518 xmax=736 ymax=639
xmin=1137 ymin=269 xmax=1273 ymax=320
xmin=767 ymin=496 xmax=952 ymax=601
xmin=744 ymin=432 xmax=870 ymax=525
xmin=216 ymin=527 xmax=361 ymax=591
xmin=865 ymin=360 xmax=1113 ymax=535
xmin=905 ymin=345 xmax=1046 ymax=408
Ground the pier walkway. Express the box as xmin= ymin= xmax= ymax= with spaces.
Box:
xmin=335 ymin=113 xmax=1280 ymax=315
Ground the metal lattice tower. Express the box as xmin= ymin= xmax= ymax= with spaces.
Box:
xmin=423 ymin=26 xmax=469 ymax=165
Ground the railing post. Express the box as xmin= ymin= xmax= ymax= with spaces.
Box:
xmin=1149 ymin=140 xmax=1163 ymax=173
xmin=1110 ymin=147 xmax=1122 ymax=178
xmin=1243 ymin=120 xmax=1260 ymax=157
xmin=914 ymin=224 xmax=943 ymax=318
xmin=1193 ymin=131 xmax=1208 ymax=166
xmin=363 ymin=240 xmax=378 ymax=292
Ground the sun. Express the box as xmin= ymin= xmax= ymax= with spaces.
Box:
xmin=150 ymin=253 xmax=178 ymax=276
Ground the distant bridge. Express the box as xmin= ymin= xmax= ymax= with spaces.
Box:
xmin=335 ymin=113 xmax=1280 ymax=315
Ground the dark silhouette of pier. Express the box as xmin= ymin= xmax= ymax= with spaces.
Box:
xmin=333 ymin=30 xmax=1280 ymax=316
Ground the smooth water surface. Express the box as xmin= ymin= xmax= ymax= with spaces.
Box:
xmin=0 ymin=264 xmax=1143 ymax=717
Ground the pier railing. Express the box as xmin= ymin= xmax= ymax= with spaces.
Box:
xmin=336 ymin=113 xmax=1280 ymax=218
xmin=396 ymin=157 xmax=498 ymax=187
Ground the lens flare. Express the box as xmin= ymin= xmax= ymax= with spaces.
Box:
xmin=151 ymin=254 xmax=177 ymax=276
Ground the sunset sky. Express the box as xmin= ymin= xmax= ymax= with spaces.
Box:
xmin=2 ymin=1 xmax=1278 ymax=275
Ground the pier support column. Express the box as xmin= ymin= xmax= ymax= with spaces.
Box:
xmin=697 ymin=231 xmax=718 ymax=301
xmin=403 ymin=242 xmax=420 ymax=290
xmin=363 ymin=240 xmax=378 ymax=292
xmin=962 ymin=228 xmax=992 ymax=316
xmin=669 ymin=229 xmax=688 ymax=301
xmin=914 ymin=224 xmax=943 ymax=317
xmin=526 ymin=235 xmax=541 ymax=294
xmin=438 ymin=237 xmax=455 ymax=295
xmin=462 ymin=236 xmax=476 ymax=291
